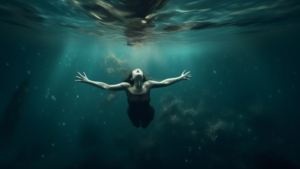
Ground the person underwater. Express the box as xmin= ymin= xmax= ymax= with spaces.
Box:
xmin=75 ymin=69 xmax=192 ymax=128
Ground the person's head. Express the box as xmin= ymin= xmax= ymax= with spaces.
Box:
xmin=131 ymin=68 xmax=144 ymax=80
xmin=123 ymin=68 xmax=147 ymax=85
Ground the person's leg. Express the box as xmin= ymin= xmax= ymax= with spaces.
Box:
xmin=141 ymin=105 xmax=155 ymax=129
xmin=127 ymin=107 xmax=141 ymax=128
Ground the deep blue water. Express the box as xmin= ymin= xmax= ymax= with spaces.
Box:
xmin=0 ymin=0 xmax=300 ymax=168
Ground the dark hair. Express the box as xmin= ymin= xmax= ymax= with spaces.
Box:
xmin=123 ymin=70 xmax=147 ymax=86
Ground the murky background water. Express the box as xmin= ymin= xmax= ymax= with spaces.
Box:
xmin=0 ymin=0 xmax=300 ymax=168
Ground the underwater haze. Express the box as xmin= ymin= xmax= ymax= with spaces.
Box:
xmin=0 ymin=0 xmax=300 ymax=168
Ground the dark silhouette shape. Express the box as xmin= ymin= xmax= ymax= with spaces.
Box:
xmin=0 ymin=77 xmax=29 ymax=147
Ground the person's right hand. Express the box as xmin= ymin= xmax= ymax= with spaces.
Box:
xmin=75 ymin=72 xmax=89 ymax=83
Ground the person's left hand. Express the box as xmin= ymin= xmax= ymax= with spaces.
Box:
xmin=180 ymin=70 xmax=192 ymax=81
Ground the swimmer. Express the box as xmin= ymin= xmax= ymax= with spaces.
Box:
xmin=75 ymin=69 xmax=191 ymax=128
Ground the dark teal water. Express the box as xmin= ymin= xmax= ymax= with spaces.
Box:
xmin=0 ymin=0 xmax=300 ymax=168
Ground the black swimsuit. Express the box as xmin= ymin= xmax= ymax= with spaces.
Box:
xmin=125 ymin=90 xmax=155 ymax=128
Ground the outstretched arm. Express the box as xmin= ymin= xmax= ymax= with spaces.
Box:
xmin=75 ymin=72 xmax=129 ymax=91
xmin=147 ymin=70 xmax=192 ymax=89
